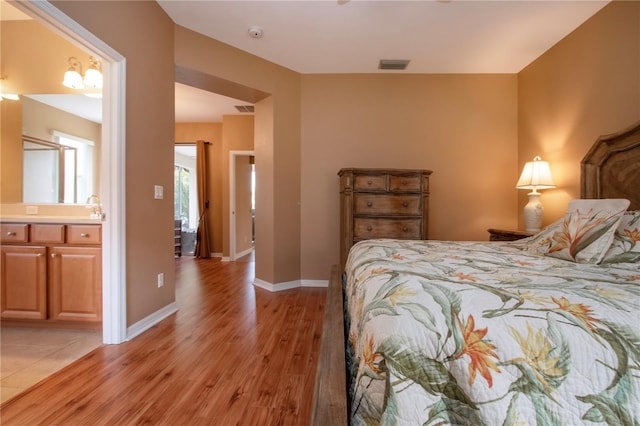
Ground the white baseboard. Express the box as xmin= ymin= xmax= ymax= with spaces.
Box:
xmin=234 ymin=247 xmax=253 ymax=259
xmin=253 ymin=278 xmax=328 ymax=292
xmin=302 ymin=279 xmax=329 ymax=288
xmin=126 ymin=301 xmax=178 ymax=341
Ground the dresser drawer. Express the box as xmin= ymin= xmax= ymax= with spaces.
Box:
xmin=66 ymin=225 xmax=102 ymax=245
xmin=1 ymin=224 xmax=29 ymax=243
xmin=354 ymin=194 xmax=421 ymax=215
xmin=389 ymin=174 xmax=422 ymax=192
xmin=354 ymin=174 xmax=387 ymax=191
xmin=354 ymin=218 xmax=422 ymax=240
xmin=30 ymin=224 xmax=65 ymax=243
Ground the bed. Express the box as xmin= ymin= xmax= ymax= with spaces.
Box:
xmin=311 ymin=121 xmax=640 ymax=426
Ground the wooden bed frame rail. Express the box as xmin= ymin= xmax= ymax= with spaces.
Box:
xmin=311 ymin=265 xmax=348 ymax=426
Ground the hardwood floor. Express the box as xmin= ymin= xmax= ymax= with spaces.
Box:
xmin=0 ymin=257 xmax=327 ymax=425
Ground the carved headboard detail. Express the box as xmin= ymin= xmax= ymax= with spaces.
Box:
xmin=581 ymin=121 xmax=640 ymax=210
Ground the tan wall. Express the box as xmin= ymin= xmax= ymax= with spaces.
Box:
xmin=518 ymin=1 xmax=640 ymax=227
xmin=175 ymin=123 xmax=223 ymax=254
xmin=175 ymin=26 xmax=300 ymax=284
xmin=40 ymin=1 xmax=638 ymax=304
xmin=52 ymin=0 xmax=177 ymax=326
xmin=301 ymin=74 xmax=518 ymax=278
xmin=0 ymin=20 xmax=92 ymax=203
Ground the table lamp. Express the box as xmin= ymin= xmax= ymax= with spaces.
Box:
xmin=516 ymin=156 xmax=555 ymax=232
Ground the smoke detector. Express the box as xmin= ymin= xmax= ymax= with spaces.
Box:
xmin=248 ymin=27 xmax=264 ymax=39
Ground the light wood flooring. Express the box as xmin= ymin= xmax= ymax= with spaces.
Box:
xmin=0 ymin=256 xmax=327 ymax=425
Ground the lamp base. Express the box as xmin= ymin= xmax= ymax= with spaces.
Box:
xmin=523 ymin=191 xmax=543 ymax=232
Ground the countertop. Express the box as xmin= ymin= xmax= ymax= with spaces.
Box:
xmin=1 ymin=216 xmax=103 ymax=224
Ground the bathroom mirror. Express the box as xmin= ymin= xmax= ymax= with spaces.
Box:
xmin=1 ymin=15 xmax=102 ymax=205
xmin=22 ymin=133 xmax=95 ymax=204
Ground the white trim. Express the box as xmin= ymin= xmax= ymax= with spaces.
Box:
xmin=253 ymin=278 xmax=328 ymax=291
xmin=235 ymin=247 xmax=253 ymax=259
xmin=126 ymin=302 xmax=178 ymax=341
xmin=18 ymin=1 xmax=128 ymax=344
xmin=254 ymin=278 xmax=300 ymax=292
xmin=302 ymin=279 xmax=329 ymax=288
xmin=229 ymin=150 xmax=255 ymax=261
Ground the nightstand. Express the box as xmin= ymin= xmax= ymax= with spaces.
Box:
xmin=487 ymin=228 xmax=535 ymax=241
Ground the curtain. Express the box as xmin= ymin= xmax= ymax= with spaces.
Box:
xmin=194 ymin=140 xmax=211 ymax=258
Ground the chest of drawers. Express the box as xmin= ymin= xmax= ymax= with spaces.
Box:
xmin=339 ymin=168 xmax=432 ymax=268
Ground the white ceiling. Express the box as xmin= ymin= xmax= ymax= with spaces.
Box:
xmin=157 ymin=0 xmax=610 ymax=74
xmin=6 ymin=0 xmax=611 ymax=122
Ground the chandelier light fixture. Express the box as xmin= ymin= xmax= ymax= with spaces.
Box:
xmin=62 ymin=56 xmax=103 ymax=90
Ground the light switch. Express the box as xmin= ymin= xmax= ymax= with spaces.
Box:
xmin=154 ymin=185 xmax=164 ymax=200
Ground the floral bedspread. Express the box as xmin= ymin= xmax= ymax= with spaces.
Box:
xmin=344 ymin=239 xmax=640 ymax=426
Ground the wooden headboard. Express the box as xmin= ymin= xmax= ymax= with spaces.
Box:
xmin=581 ymin=121 xmax=640 ymax=210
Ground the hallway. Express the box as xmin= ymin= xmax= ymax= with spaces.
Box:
xmin=0 ymin=257 xmax=326 ymax=425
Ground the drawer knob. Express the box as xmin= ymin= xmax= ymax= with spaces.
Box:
xmin=402 ymin=227 xmax=409 ymax=232
xmin=6 ymin=231 xmax=16 ymax=236
xmin=80 ymin=233 xmax=90 ymax=238
xmin=366 ymin=225 xmax=372 ymax=231
xmin=402 ymin=201 xmax=409 ymax=208
xmin=367 ymin=180 xmax=373 ymax=185
xmin=366 ymin=201 xmax=373 ymax=207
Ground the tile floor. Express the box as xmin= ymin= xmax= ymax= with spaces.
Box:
xmin=0 ymin=327 xmax=102 ymax=404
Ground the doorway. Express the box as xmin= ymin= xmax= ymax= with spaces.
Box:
xmin=230 ymin=150 xmax=255 ymax=261
xmin=174 ymin=144 xmax=198 ymax=256
xmin=15 ymin=1 xmax=127 ymax=344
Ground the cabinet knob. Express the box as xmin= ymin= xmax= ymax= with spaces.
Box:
xmin=6 ymin=231 xmax=15 ymax=236
xmin=366 ymin=201 xmax=373 ymax=207
xmin=37 ymin=253 xmax=43 ymax=257
xmin=366 ymin=225 xmax=372 ymax=231
xmin=80 ymin=233 xmax=89 ymax=238
xmin=51 ymin=253 xmax=57 ymax=258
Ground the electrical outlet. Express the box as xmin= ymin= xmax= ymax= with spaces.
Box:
xmin=26 ymin=205 xmax=38 ymax=215
xmin=157 ymin=273 xmax=164 ymax=288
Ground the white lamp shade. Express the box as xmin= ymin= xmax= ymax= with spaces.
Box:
xmin=62 ymin=70 xmax=84 ymax=89
xmin=516 ymin=156 xmax=555 ymax=190
xmin=83 ymin=67 xmax=103 ymax=89
xmin=516 ymin=156 xmax=555 ymax=232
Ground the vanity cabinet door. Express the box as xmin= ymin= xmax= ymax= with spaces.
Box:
xmin=48 ymin=246 xmax=102 ymax=322
xmin=1 ymin=246 xmax=47 ymax=320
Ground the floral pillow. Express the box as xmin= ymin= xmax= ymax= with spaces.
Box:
xmin=544 ymin=199 xmax=630 ymax=264
xmin=601 ymin=210 xmax=640 ymax=263
xmin=519 ymin=218 xmax=564 ymax=255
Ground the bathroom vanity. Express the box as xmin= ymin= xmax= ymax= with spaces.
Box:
xmin=0 ymin=218 xmax=102 ymax=328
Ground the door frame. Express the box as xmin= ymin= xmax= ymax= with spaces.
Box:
xmin=229 ymin=150 xmax=255 ymax=261
xmin=20 ymin=1 xmax=127 ymax=344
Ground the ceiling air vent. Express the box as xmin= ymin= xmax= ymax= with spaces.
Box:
xmin=235 ymin=105 xmax=255 ymax=113
xmin=378 ymin=59 xmax=410 ymax=70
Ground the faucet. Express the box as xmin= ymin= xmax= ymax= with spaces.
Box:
xmin=86 ymin=194 xmax=103 ymax=219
